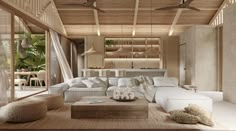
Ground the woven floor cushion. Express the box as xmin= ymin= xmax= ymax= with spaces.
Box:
xmin=0 ymin=99 xmax=47 ymax=123
xmin=33 ymin=94 xmax=64 ymax=110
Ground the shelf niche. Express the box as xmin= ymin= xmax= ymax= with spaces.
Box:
xmin=104 ymin=37 xmax=161 ymax=69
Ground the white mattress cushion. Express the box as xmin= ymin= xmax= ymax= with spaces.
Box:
xmin=155 ymin=87 xmax=212 ymax=113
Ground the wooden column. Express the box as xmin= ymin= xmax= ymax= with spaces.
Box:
xmin=10 ymin=13 xmax=15 ymax=101
xmin=45 ymin=30 xmax=51 ymax=87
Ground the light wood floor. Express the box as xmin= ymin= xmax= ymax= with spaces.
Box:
xmin=0 ymin=103 xmax=226 ymax=130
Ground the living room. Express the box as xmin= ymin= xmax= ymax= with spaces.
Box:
xmin=0 ymin=0 xmax=236 ymax=130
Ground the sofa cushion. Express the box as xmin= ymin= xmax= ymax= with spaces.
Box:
xmin=155 ymin=87 xmax=213 ymax=113
xmin=108 ymin=77 xmax=119 ymax=86
xmin=68 ymin=77 xmax=87 ymax=88
xmin=118 ymin=78 xmax=139 ymax=87
xmin=81 ymin=79 xmax=96 ymax=88
xmin=67 ymin=87 xmax=106 ymax=92
xmin=88 ymin=77 xmax=107 ymax=87
xmin=69 ymin=82 xmax=87 ymax=88
xmin=136 ymin=76 xmax=154 ymax=86
xmin=153 ymin=77 xmax=178 ymax=87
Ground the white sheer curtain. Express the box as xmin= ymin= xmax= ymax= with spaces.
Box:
xmin=0 ymin=40 xmax=9 ymax=107
xmin=0 ymin=70 xmax=9 ymax=107
xmin=50 ymin=30 xmax=73 ymax=81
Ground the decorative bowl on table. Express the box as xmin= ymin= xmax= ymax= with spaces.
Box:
xmin=111 ymin=87 xmax=136 ymax=102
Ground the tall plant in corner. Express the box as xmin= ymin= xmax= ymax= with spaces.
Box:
xmin=14 ymin=33 xmax=46 ymax=71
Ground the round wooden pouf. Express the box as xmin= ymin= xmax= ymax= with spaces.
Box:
xmin=33 ymin=94 xmax=64 ymax=110
xmin=1 ymin=99 xmax=47 ymax=123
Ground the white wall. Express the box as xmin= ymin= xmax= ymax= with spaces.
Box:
xmin=223 ymin=4 xmax=236 ymax=104
xmin=180 ymin=26 xmax=217 ymax=91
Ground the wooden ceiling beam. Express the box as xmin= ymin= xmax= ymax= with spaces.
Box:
xmin=51 ymin=0 xmax=67 ymax=35
xmin=132 ymin=0 xmax=139 ymax=36
xmin=209 ymin=0 xmax=229 ymax=25
xmin=57 ymin=7 xmax=218 ymax=11
xmin=93 ymin=2 xmax=100 ymax=36
xmin=15 ymin=17 xmax=32 ymax=33
xmin=168 ymin=0 xmax=184 ymax=36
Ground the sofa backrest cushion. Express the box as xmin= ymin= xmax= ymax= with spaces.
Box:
xmin=108 ymin=77 xmax=119 ymax=86
xmin=118 ymin=77 xmax=139 ymax=87
xmin=67 ymin=77 xmax=87 ymax=88
xmin=88 ymin=77 xmax=108 ymax=86
xmin=153 ymin=77 xmax=178 ymax=87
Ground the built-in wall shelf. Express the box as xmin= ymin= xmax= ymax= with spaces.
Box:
xmin=104 ymin=37 xmax=161 ymax=69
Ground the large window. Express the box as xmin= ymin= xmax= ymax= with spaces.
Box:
xmin=0 ymin=7 xmax=48 ymax=101
xmin=0 ymin=8 xmax=13 ymax=102
xmin=14 ymin=16 xmax=47 ymax=98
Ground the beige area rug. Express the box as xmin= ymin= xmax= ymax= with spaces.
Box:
xmin=0 ymin=103 xmax=226 ymax=130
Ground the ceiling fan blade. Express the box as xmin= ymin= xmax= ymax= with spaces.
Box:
xmin=155 ymin=6 xmax=180 ymax=10
xmin=86 ymin=0 xmax=96 ymax=6
xmin=63 ymin=3 xmax=88 ymax=8
xmin=90 ymin=6 xmax=105 ymax=13
xmin=188 ymin=6 xmax=200 ymax=11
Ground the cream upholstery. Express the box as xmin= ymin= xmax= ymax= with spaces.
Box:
xmin=0 ymin=99 xmax=47 ymax=123
xmin=33 ymin=94 xmax=64 ymax=110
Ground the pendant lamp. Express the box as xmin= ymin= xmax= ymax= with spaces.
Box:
xmin=81 ymin=43 xmax=97 ymax=56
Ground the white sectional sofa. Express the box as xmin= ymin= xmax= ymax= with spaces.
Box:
xmin=49 ymin=77 xmax=144 ymax=102
xmin=49 ymin=76 xmax=213 ymax=113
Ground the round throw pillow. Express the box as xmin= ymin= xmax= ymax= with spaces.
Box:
xmin=185 ymin=104 xmax=214 ymax=127
xmin=170 ymin=110 xmax=200 ymax=124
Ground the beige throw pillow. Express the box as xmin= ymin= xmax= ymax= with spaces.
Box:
xmin=185 ymin=104 xmax=214 ymax=127
xmin=170 ymin=110 xmax=200 ymax=124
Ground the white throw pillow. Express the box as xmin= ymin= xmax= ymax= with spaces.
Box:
xmin=68 ymin=78 xmax=87 ymax=88
xmin=81 ymin=79 xmax=96 ymax=88
xmin=118 ymin=78 xmax=138 ymax=87
xmin=89 ymin=77 xmax=107 ymax=87
xmin=69 ymin=82 xmax=87 ymax=88
xmin=144 ymin=76 xmax=154 ymax=85
xmin=153 ymin=77 xmax=178 ymax=87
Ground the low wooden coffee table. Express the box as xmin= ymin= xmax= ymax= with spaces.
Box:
xmin=71 ymin=96 xmax=148 ymax=119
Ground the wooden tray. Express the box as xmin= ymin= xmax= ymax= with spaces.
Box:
xmin=110 ymin=97 xmax=137 ymax=102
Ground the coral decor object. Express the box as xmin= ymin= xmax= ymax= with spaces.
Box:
xmin=112 ymin=87 xmax=135 ymax=102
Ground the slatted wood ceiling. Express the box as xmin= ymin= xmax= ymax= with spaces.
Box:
xmin=54 ymin=0 xmax=223 ymax=37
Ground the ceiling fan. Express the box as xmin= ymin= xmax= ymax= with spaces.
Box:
xmin=62 ymin=0 xmax=105 ymax=13
xmin=155 ymin=0 xmax=200 ymax=11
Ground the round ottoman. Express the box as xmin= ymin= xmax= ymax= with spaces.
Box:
xmin=33 ymin=94 xmax=64 ymax=110
xmin=1 ymin=99 xmax=47 ymax=123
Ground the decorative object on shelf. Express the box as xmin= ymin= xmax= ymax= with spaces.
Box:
xmin=105 ymin=40 xmax=115 ymax=47
xmin=112 ymin=87 xmax=135 ymax=102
